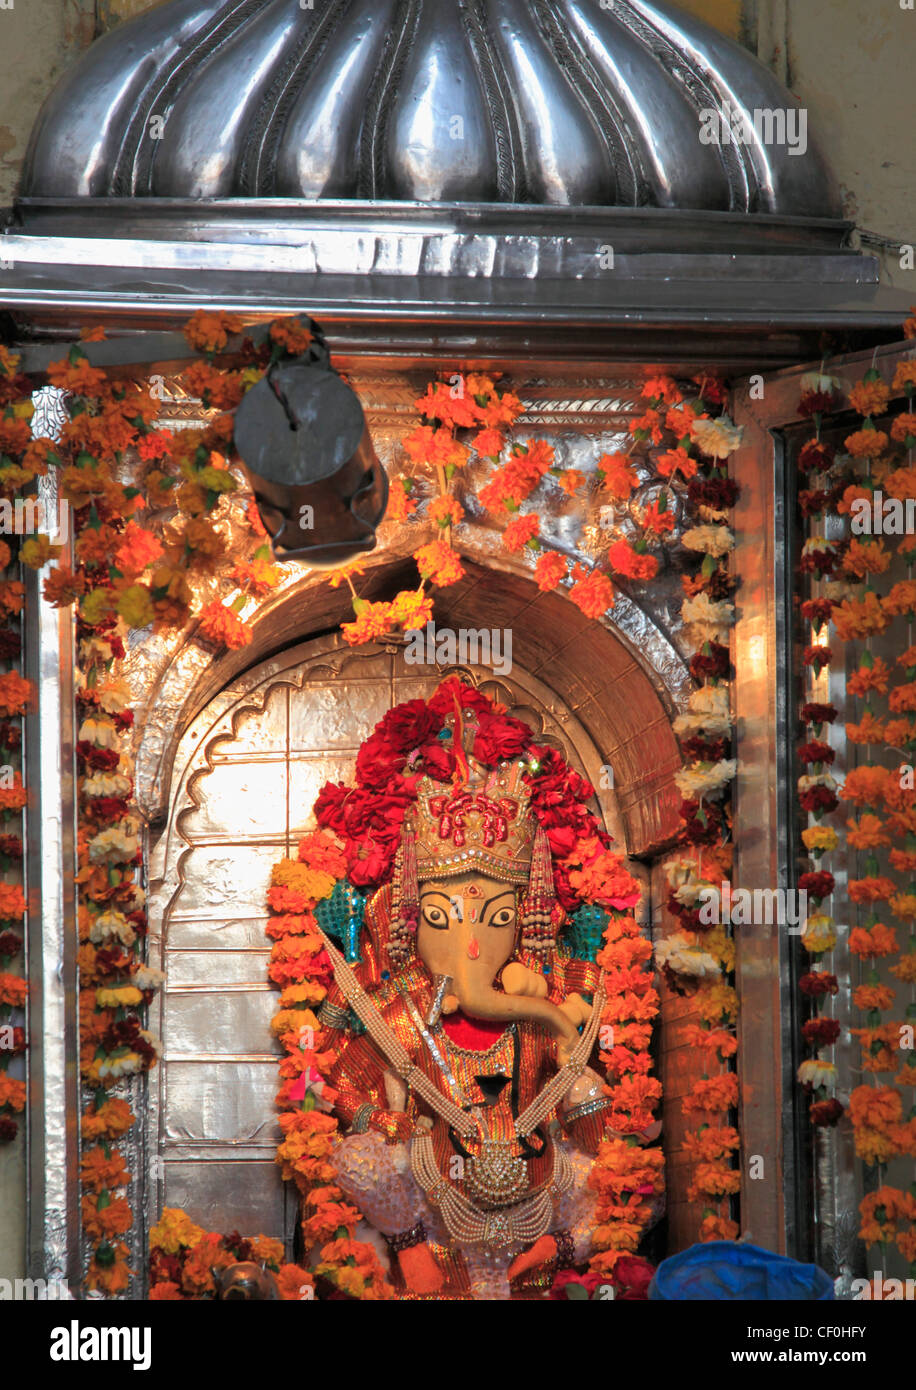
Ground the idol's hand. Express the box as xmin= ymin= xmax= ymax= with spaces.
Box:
xmin=384 ymin=1069 xmax=408 ymax=1113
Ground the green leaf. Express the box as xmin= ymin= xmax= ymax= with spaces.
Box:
xmin=565 ymin=1283 xmax=590 ymax=1301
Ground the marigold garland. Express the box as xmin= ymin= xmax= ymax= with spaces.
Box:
xmin=0 ymin=404 xmax=30 ymax=1142
xmin=794 ymin=333 xmax=916 ymax=1285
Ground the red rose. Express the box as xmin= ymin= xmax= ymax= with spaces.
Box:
xmin=345 ymin=834 xmax=396 ymax=888
xmin=544 ymin=824 xmax=580 ymax=860
xmin=613 ymin=1255 xmax=655 ymax=1300
xmin=356 ymin=733 xmax=409 ymax=790
xmin=427 ymin=678 xmax=492 ymax=721
xmin=472 ymin=710 xmax=532 ymax=764
xmin=417 ymin=739 xmax=456 ymax=782
xmin=371 ymin=699 xmax=440 ymax=754
xmin=549 ymin=1269 xmax=606 ymax=1300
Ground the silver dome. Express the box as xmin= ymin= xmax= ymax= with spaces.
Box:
xmin=21 ymin=0 xmax=839 ymax=217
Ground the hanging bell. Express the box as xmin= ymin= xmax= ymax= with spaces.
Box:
xmin=233 ymin=324 xmax=388 ymax=567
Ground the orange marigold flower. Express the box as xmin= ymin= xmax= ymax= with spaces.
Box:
xmin=42 ymin=567 xmax=85 ymax=608
xmin=846 ymin=814 xmax=890 ymax=850
xmin=845 ymin=429 xmax=889 ymax=458
xmin=0 ymin=671 xmax=32 ymax=718
xmin=846 ymin=712 xmax=887 ymax=744
xmin=599 ymin=452 xmax=638 ymax=499
xmin=890 ymin=953 xmax=916 ymax=983
xmin=884 ymin=583 xmax=916 ymax=618
xmin=842 ymin=765 xmax=893 ymax=806
xmin=607 ymin=540 xmax=659 ymax=581
xmin=80 ymin=1144 xmax=130 ymax=1192
xmin=340 ymin=600 xmax=394 ymax=647
xmin=700 ymin=1214 xmax=740 ymax=1242
xmin=502 ymin=513 xmax=540 ymax=553
xmin=115 ymin=521 xmax=164 ymax=578
xmin=848 ymin=923 xmax=899 ymax=958
xmin=231 ymin=555 xmax=282 ymax=596
xmin=557 ymin=468 xmax=587 ymax=496
xmin=389 ymin=588 xmax=434 ymax=632
xmin=276 ymin=1264 xmax=315 ymax=1301
xmin=268 ymin=317 xmax=312 ymax=354
xmin=197 ymin=600 xmax=252 ymax=651
xmin=683 ymin=1072 xmax=739 ymax=1114
xmin=842 ymin=538 xmax=891 ymax=579
xmin=388 ymin=476 xmax=418 ymax=523
xmin=849 ymin=1084 xmax=902 ymax=1130
xmin=81 ymin=1097 xmax=135 ymax=1141
xmin=533 ymin=550 xmax=567 ymax=592
xmin=0 ymin=883 xmax=26 ymax=921
xmin=413 ymin=539 xmax=465 ymax=586
xmin=149 ymin=1282 xmax=182 ymax=1300
xmin=892 ymin=359 xmax=916 ymax=391
xmin=569 ymin=565 xmax=615 ymax=618
xmin=426 ymin=493 xmax=463 ymax=529
xmin=884 ymin=466 xmax=916 ymax=501
xmin=833 ymin=592 xmax=890 ymax=640
xmin=472 ymin=427 xmax=505 ymax=459
xmin=848 ymin=875 xmax=897 ymax=904
xmin=849 ymin=378 xmax=890 ymax=417
xmin=46 ymin=354 xmax=109 ymax=396
xmin=891 ymin=413 xmax=916 ymax=444
xmin=183 ymin=309 xmax=242 ymax=353
xmin=656 ymin=446 xmax=697 ymax=481
xmin=847 ymin=657 xmax=890 ymax=697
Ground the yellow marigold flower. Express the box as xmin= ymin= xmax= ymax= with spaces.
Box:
xmin=197 ymin=465 xmax=238 ymax=493
xmin=19 ymin=534 xmax=63 ymax=570
xmin=802 ymin=826 xmax=838 ymax=854
xmin=270 ymin=859 xmax=336 ymax=903
xmin=116 ymin=584 xmax=154 ymax=629
xmin=95 ymin=985 xmax=143 ymax=1008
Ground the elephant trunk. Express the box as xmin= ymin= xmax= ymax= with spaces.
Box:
xmin=451 ymin=964 xmax=579 ymax=1054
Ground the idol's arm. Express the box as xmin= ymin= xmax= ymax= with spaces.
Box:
xmin=324 ymin=1029 xmax=414 ymax=1142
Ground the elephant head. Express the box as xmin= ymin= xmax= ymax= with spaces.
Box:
xmin=416 ymin=872 xmax=588 ymax=1063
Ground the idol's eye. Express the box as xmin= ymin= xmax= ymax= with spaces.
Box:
xmin=422 ymin=903 xmax=449 ymax=929
xmin=490 ymin=906 xmax=515 ymax=928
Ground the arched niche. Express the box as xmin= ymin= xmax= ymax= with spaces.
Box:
xmin=129 ymin=552 xmax=687 ymax=858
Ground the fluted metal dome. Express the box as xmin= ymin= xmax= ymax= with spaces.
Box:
xmin=22 ymin=0 xmax=838 ymax=217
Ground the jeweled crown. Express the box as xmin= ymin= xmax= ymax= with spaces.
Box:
xmin=406 ymin=707 xmax=537 ymax=886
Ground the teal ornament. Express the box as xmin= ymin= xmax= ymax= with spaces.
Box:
xmin=315 ymin=880 xmax=367 ymax=964
xmin=565 ymin=903 xmax=610 ymax=963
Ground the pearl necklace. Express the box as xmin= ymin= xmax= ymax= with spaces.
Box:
xmin=317 ymin=924 xmax=607 ymax=1149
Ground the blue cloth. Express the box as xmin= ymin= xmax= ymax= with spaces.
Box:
xmin=649 ymin=1241 xmax=834 ymax=1301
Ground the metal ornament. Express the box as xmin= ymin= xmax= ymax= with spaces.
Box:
xmin=233 ymin=342 xmax=387 ymax=567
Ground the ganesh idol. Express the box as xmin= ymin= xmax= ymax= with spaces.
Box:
xmin=310 ymin=678 xmax=653 ymax=1299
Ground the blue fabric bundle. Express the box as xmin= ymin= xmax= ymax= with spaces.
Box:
xmin=649 ymin=1241 xmax=835 ymax=1300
